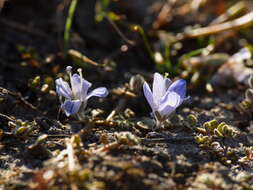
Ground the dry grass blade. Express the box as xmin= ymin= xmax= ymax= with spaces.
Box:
xmin=178 ymin=11 xmax=253 ymax=40
xmin=105 ymin=16 xmax=135 ymax=46
xmin=0 ymin=0 xmax=6 ymax=12
xmin=153 ymin=3 xmax=172 ymax=29
xmin=66 ymin=139 xmax=76 ymax=172
xmin=210 ymin=1 xmax=246 ymax=25
xmin=68 ymin=49 xmax=99 ymax=67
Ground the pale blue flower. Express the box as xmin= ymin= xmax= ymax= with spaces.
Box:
xmin=55 ymin=66 xmax=108 ymax=117
xmin=143 ymin=73 xmax=187 ymax=123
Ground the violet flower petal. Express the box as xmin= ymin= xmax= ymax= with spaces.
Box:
xmin=158 ymin=92 xmax=181 ymax=117
xmin=152 ymin=73 xmax=167 ymax=105
xmin=86 ymin=87 xmax=108 ymax=100
xmin=167 ymin=79 xmax=186 ymax=99
xmin=80 ymin=79 xmax=92 ymax=101
xmin=71 ymin=74 xmax=92 ymax=100
xmin=55 ymin=78 xmax=72 ymax=99
xmin=70 ymin=74 xmax=82 ymax=98
xmin=61 ymin=99 xmax=82 ymax=116
xmin=143 ymin=82 xmax=156 ymax=111
xmin=165 ymin=78 xmax=172 ymax=90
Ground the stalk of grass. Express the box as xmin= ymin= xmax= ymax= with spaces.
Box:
xmin=164 ymin=45 xmax=172 ymax=71
xmin=133 ymin=25 xmax=155 ymax=62
xmin=156 ymin=45 xmax=172 ymax=74
xmin=64 ymin=0 xmax=79 ymax=54
xmin=179 ymin=48 xmax=204 ymax=66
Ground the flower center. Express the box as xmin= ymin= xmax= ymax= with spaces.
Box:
xmin=66 ymin=66 xmax=75 ymax=98
xmin=66 ymin=66 xmax=73 ymax=86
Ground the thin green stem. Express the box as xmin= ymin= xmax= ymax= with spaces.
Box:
xmin=135 ymin=25 xmax=155 ymax=62
xmin=105 ymin=16 xmax=135 ymax=46
xmin=64 ymin=0 xmax=78 ymax=53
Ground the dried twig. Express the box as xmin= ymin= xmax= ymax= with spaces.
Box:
xmin=106 ymin=110 xmax=117 ymax=121
xmin=0 ymin=87 xmax=39 ymax=112
xmin=0 ymin=18 xmax=49 ymax=38
xmin=93 ymin=141 xmax=120 ymax=154
xmin=0 ymin=113 xmax=15 ymax=121
xmin=66 ymin=139 xmax=76 ymax=172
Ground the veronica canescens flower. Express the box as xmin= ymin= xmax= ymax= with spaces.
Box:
xmin=55 ymin=66 xmax=108 ymax=117
xmin=143 ymin=73 xmax=187 ymax=124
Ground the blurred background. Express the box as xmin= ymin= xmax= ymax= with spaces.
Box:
xmin=1 ymin=0 xmax=253 ymax=115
